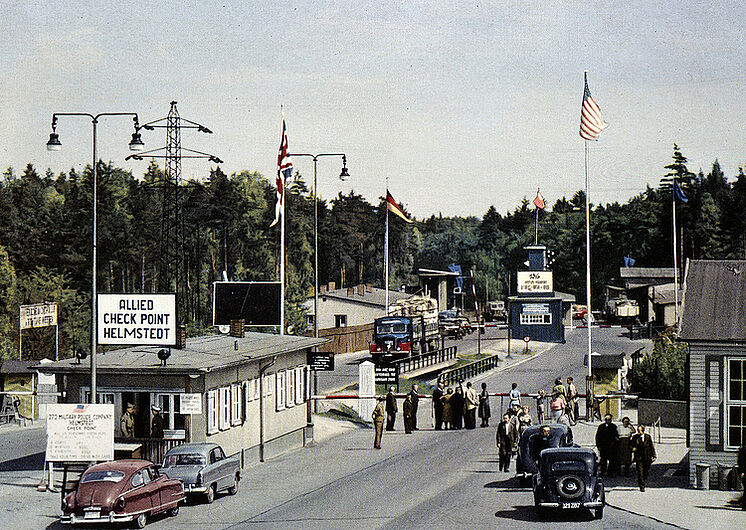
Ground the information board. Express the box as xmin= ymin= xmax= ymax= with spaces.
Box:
xmin=213 ymin=281 xmax=281 ymax=326
xmin=97 ymin=294 xmax=176 ymax=345
xmin=20 ymin=302 xmax=57 ymax=330
xmin=307 ymin=351 xmax=335 ymax=371
xmin=374 ymin=363 xmax=398 ymax=385
xmin=179 ymin=393 xmax=203 ymax=415
xmin=46 ymin=404 xmax=114 ymax=462
xmin=517 ymin=271 xmax=553 ymax=293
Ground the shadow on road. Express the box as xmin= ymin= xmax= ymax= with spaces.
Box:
xmin=0 ymin=451 xmax=44 ymax=471
xmin=495 ymin=505 xmax=597 ymax=523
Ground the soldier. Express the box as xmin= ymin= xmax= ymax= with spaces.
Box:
xmin=385 ymin=387 xmax=398 ymax=431
xmin=150 ymin=405 xmax=164 ymax=438
xmin=120 ymin=402 xmax=136 ymax=439
xmin=372 ymin=397 xmax=386 ymax=449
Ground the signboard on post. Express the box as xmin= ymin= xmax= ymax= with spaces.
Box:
xmin=97 ymin=294 xmax=176 ymax=346
xmin=20 ymin=302 xmax=57 ymax=329
xmin=46 ymin=404 xmax=114 ymax=462
xmin=179 ymin=393 xmax=203 ymax=415
xmin=307 ymin=351 xmax=335 ymax=372
xmin=213 ymin=281 xmax=281 ymax=327
xmin=374 ymin=363 xmax=398 ymax=386
xmin=517 ymin=271 xmax=553 ymax=294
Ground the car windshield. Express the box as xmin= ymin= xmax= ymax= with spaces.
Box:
xmin=377 ymin=323 xmax=406 ymax=334
xmin=81 ymin=470 xmax=126 ymax=483
xmin=164 ymin=454 xmax=206 ymax=466
xmin=550 ymin=460 xmax=587 ymax=473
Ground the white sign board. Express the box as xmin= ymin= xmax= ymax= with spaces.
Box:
xmin=20 ymin=302 xmax=57 ymax=330
xmin=179 ymin=393 xmax=203 ymax=415
xmin=97 ymin=294 xmax=176 ymax=345
xmin=517 ymin=271 xmax=553 ymax=293
xmin=46 ymin=404 xmax=114 ymax=462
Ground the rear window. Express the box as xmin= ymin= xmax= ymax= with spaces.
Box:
xmin=81 ymin=470 xmax=125 ymax=483
xmin=550 ymin=460 xmax=587 ymax=472
xmin=164 ymin=454 xmax=206 ymax=467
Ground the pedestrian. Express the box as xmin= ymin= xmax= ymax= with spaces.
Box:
xmin=738 ymin=439 xmax=746 ymax=509
xmin=517 ymin=405 xmax=533 ymax=434
xmin=507 ymin=402 xmax=521 ymax=419
xmin=432 ymin=381 xmax=445 ymax=430
xmin=595 ymin=413 xmax=620 ymax=477
xmin=617 ymin=416 xmax=635 ymax=477
xmin=552 ymin=378 xmax=567 ymax=399
xmin=630 ymin=424 xmax=656 ymax=491
xmin=508 ymin=382 xmax=521 ymax=409
xmin=464 ymin=381 xmax=478 ymax=429
xmin=478 ymin=382 xmax=491 ymax=427
xmin=403 ymin=393 xmax=414 ymax=434
xmin=451 ymin=386 xmax=464 ymax=429
xmin=566 ymin=377 xmax=579 ymax=425
xmin=409 ymin=385 xmax=420 ymax=430
xmin=535 ymin=389 xmax=546 ymax=424
xmin=496 ymin=414 xmax=513 ymax=472
xmin=120 ymin=402 xmax=136 ymax=439
xmin=372 ymin=397 xmax=386 ymax=449
xmin=442 ymin=387 xmax=454 ymax=429
xmin=549 ymin=392 xmax=566 ymax=424
xmin=385 ymin=387 xmax=398 ymax=431
xmin=150 ymin=405 xmax=164 ymax=438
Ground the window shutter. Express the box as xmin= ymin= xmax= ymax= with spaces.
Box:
xmin=276 ymin=371 xmax=285 ymax=411
xmin=207 ymin=390 xmax=218 ymax=434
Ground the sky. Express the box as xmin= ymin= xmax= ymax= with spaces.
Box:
xmin=2 ymin=1 xmax=745 ymax=220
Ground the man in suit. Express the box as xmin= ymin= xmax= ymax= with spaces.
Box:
xmin=372 ymin=397 xmax=386 ymax=449
xmin=409 ymin=385 xmax=420 ymax=430
xmin=385 ymin=387 xmax=398 ymax=431
xmin=432 ymin=381 xmax=445 ymax=430
xmin=630 ymin=424 xmax=656 ymax=491
xmin=595 ymin=414 xmax=620 ymax=477
xmin=403 ymin=393 xmax=414 ymax=434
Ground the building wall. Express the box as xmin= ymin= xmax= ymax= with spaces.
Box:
xmin=315 ymin=297 xmax=385 ymax=330
xmin=688 ymin=341 xmax=746 ymax=488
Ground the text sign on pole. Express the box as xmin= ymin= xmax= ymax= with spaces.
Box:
xmin=179 ymin=393 xmax=203 ymax=415
xmin=46 ymin=404 xmax=114 ymax=462
xmin=20 ymin=302 xmax=58 ymax=330
xmin=97 ymin=294 xmax=176 ymax=346
xmin=307 ymin=351 xmax=335 ymax=371
xmin=374 ymin=363 xmax=398 ymax=385
xmin=517 ymin=271 xmax=554 ymax=294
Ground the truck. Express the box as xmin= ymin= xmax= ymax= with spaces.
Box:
xmin=604 ymin=296 xmax=639 ymax=324
xmin=370 ymin=296 xmax=440 ymax=363
xmin=486 ymin=300 xmax=507 ymax=322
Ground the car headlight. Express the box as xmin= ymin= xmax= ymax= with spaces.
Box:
xmin=116 ymin=496 xmax=126 ymax=511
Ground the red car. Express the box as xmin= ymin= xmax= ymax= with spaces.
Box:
xmin=61 ymin=459 xmax=185 ymax=528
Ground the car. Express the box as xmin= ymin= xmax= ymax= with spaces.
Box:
xmin=515 ymin=423 xmax=575 ymax=486
xmin=532 ymin=447 xmax=605 ymax=519
xmin=60 ymin=459 xmax=184 ymax=528
xmin=161 ymin=442 xmax=240 ymax=504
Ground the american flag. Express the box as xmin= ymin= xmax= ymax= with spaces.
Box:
xmin=579 ymin=72 xmax=607 ymax=141
xmin=270 ymin=115 xmax=293 ymax=227
xmin=533 ymin=188 xmax=545 ymax=210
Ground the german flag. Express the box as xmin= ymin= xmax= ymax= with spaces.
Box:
xmin=386 ymin=190 xmax=414 ymax=223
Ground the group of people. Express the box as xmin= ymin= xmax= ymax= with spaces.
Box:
xmin=532 ymin=377 xmax=579 ymax=425
xmin=495 ymin=401 xmax=535 ymax=472
xmin=119 ymin=402 xmax=164 ymax=439
xmin=595 ymin=414 xmax=656 ymax=491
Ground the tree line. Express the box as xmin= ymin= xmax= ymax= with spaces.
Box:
xmin=1 ymin=144 xmax=745 ymax=361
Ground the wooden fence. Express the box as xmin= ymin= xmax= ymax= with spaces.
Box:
xmin=313 ymin=323 xmax=374 ymax=354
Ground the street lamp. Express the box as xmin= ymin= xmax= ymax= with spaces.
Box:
xmin=47 ymin=112 xmax=143 ymax=403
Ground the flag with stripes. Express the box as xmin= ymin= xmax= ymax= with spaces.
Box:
xmin=270 ymin=115 xmax=293 ymax=227
xmin=386 ymin=190 xmax=414 ymax=223
xmin=674 ymin=181 xmax=688 ymax=203
xmin=533 ymin=188 xmax=545 ymax=209
xmin=579 ymin=72 xmax=608 ymax=141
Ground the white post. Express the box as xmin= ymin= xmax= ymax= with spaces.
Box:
xmin=280 ymin=178 xmax=285 ymax=335
xmin=385 ymin=181 xmax=390 ymax=314
xmin=672 ymin=179 xmax=679 ymax=325
xmin=358 ymin=360 xmax=375 ymax=420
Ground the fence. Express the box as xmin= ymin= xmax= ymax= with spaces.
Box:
xmin=313 ymin=322 xmax=373 ymax=354
xmin=393 ymin=346 xmax=458 ymax=374
xmin=115 ymin=437 xmax=182 ymax=464
xmin=439 ymin=354 xmax=501 ymax=386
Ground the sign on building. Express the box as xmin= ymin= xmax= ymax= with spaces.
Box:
xmin=179 ymin=393 xmax=203 ymax=415
xmin=213 ymin=281 xmax=281 ymax=326
xmin=97 ymin=294 xmax=176 ymax=346
xmin=20 ymin=302 xmax=58 ymax=329
xmin=307 ymin=351 xmax=335 ymax=371
xmin=46 ymin=404 xmax=114 ymax=462
xmin=517 ymin=271 xmax=554 ymax=294
xmin=374 ymin=363 xmax=398 ymax=385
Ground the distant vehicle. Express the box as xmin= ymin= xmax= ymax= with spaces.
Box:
xmin=604 ymin=297 xmax=639 ymax=323
xmin=438 ymin=309 xmax=471 ymax=339
xmin=370 ymin=296 xmax=439 ymax=362
xmin=486 ymin=300 xmax=507 ymax=322
xmin=533 ymin=447 xmax=605 ymax=519
xmin=572 ymin=305 xmax=588 ymax=320
xmin=161 ymin=442 xmax=240 ymax=504
xmin=515 ymin=424 xmax=575 ymax=486
xmin=61 ymin=459 xmax=184 ymax=528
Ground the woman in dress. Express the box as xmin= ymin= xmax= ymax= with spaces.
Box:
xmin=478 ymin=382 xmax=491 ymax=427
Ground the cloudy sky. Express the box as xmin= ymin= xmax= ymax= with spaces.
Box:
xmin=2 ymin=1 xmax=745 ymax=219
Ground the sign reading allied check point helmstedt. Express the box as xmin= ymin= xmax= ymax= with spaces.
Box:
xmin=97 ymin=294 xmax=176 ymax=345
xmin=517 ymin=271 xmax=553 ymax=294
xmin=179 ymin=393 xmax=203 ymax=414
xmin=19 ymin=302 xmax=57 ymax=330
xmin=46 ymin=404 xmax=114 ymax=462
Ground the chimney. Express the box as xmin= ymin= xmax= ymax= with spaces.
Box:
xmin=347 ymin=287 xmax=354 ymax=296
xmin=328 ymin=281 xmax=336 ymax=291
xmin=230 ymin=319 xmax=245 ymax=338
xmin=357 ymin=284 xmax=365 ymax=296
xmin=366 ymin=283 xmax=373 ymax=292
xmin=175 ymin=325 xmax=187 ymax=349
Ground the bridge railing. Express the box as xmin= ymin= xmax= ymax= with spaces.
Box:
xmin=393 ymin=346 xmax=458 ymax=374
xmin=438 ymin=354 xmax=501 ymax=386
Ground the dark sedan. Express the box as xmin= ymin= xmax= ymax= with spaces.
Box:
xmin=515 ymin=423 xmax=574 ymax=485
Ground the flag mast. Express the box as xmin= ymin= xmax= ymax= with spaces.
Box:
xmin=385 ymin=177 xmax=390 ymax=314
xmin=672 ymin=176 xmax=679 ymax=324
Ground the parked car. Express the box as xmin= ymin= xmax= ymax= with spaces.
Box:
xmin=60 ymin=459 xmax=184 ymax=528
xmin=438 ymin=310 xmax=463 ymax=339
xmin=532 ymin=447 xmax=605 ymax=519
xmin=161 ymin=442 xmax=240 ymax=503
xmin=515 ymin=424 xmax=574 ymax=486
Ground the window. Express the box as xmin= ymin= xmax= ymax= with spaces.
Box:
xmin=520 ymin=313 xmax=552 ymax=325
xmin=335 ymin=314 xmax=347 ymax=328
xmin=219 ymin=387 xmax=231 ymax=431
xmin=295 ymin=366 xmax=305 ymax=405
xmin=231 ymin=383 xmax=242 ymax=426
xmin=131 ymin=471 xmax=144 ymax=488
xmin=276 ymin=371 xmax=286 ymax=410
xmin=727 ymin=357 xmax=746 ymax=448
xmin=286 ymin=368 xmax=295 ymax=408
xmin=264 ymin=373 xmax=274 ymax=397
xmin=207 ymin=390 xmax=218 ymax=434
xmin=156 ymin=393 xmax=186 ymax=436
xmin=84 ymin=391 xmax=115 ymax=405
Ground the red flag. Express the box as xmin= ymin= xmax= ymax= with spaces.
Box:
xmin=386 ymin=190 xmax=414 ymax=223
xmin=533 ymin=189 xmax=545 ymax=210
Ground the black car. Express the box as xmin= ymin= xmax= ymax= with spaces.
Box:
xmin=532 ymin=447 xmax=605 ymax=519
xmin=515 ymin=424 xmax=574 ymax=486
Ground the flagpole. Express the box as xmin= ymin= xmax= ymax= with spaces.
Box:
xmin=535 ymin=207 xmax=539 ymax=245
xmin=385 ymin=179 xmax=390 ymax=314
xmin=584 ymin=139 xmax=593 ymax=419
xmin=280 ymin=173 xmax=285 ymax=335
xmin=672 ymin=177 xmax=679 ymax=324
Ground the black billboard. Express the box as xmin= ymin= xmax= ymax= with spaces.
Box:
xmin=213 ymin=281 xmax=281 ymax=327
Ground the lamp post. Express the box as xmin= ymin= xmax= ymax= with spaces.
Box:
xmin=47 ymin=112 xmax=144 ymax=403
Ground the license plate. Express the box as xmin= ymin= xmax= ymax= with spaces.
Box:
xmin=83 ymin=509 xmax=101 ymax=519
xmin=561 ymin=502 xmax=580 ymax=509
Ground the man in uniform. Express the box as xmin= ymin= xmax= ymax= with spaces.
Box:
xmin=409 ymin=385 xmax=420 ymax=430
xmin=151 ymin=404 xmax=164 ymax=438
xmin=385 ymin=387 xmax=398 ymax=431
xmin=120 ymin=402 xmax=136 ymax=439
xmin=372 ymin=397 xmax=386 ymax=449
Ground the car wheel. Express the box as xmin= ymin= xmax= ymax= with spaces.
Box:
xmin=205 ymin=483 xmax=216 ymax=504
xmin=168 ymin=505 xmax=179 ymax=517
xmin=594 ymin=506 xmax=604 ymax=519
xmin=228 ymin=474 xmax=239 ymax=495
xmin=134 ymin=512 xmax=148 ymax=529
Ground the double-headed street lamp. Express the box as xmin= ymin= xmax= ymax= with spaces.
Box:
xmin=47 ymin=112 xmax=144 ymax=403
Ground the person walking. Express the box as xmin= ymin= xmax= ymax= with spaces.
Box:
xmin=409 ymin=385 xmax=420 ymax=430
xmin=451 ymin=386 xmax=464 ymax=429
xmin=496 ymin=414 xmax=513 ymax=472
xmin=566 ymin=377 xmax=579 ymax=425
xmin=403 ymin=393 xmax=414 ymax=434
xmin=549 ymin=392 xmax=566 ymax=424
xmin=120 ymin=402 xmax=136 ymax=439
xmin=630 ymin=424 xmax=656 ymax=491
xmin=535 ymin=389 xmax=546 ymax=424
xmin=150 ymin=405 xmax=164 ymax=438
xmin=372 ymin=397 xmax=386 ymax=449
xmin=617 ymin=416 xmax=635 ymax=477
xmin=385 ymin=387 xmax=398 ymax=431
xmin=442 ymin=387 xmax=454 ymax=429
xmin=508 ymin=382 xmax=521 ymax=410
xmin=433 ymin=381 xmax=445 ymax=430
xmin=478 ymin=382 xmax=491 ymax=427
xmin=552 ymin=378 xmax=567 ymax=400
xmin=517 ymin=405 xmax=533 ymax=435
xmin=595 ymin=413 xmax=620 ymax=477
xmin=464 ymin=381 xmax=478 ymax=429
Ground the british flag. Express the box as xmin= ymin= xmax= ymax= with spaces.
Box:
xmin=270 ymin=116 xmax=293 ymax=227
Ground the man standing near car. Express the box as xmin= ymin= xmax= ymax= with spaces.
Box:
xmin=630 ymin=424 xmax=656 ymax=491
xmin=432 ymin=381 xmax=445 ymax=430
xmin=409 ymin=385 xmax=420 ymax=430
xmin=385 ymin=387 xmax=398 ymax=431
xmin=595 ymin=414 xmax=619 ymax=477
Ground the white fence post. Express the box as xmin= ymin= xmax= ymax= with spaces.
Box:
xmin=358 ymin=361 xmax=375 ymax=420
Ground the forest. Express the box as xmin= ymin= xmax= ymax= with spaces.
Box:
xmin=2 ymin=144 xmax=745 ymax=361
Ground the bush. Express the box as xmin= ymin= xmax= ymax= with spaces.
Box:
xmin=627 ymin=330 xmax=687 ymax=400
